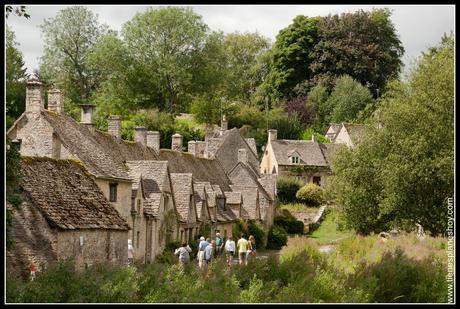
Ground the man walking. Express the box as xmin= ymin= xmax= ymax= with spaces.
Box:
xmin=237 ymin=234 xmax=248 ymax=265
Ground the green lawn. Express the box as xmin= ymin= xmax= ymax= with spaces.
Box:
xmin=308 ymin=211 xmax=354 ymax=245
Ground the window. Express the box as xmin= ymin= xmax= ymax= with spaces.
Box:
xmin=313 ymin=176 xmax=321 ymax=187
xmin=291 ymin=156 xmax=300 ymax=164
xmin=109 ymin=183 xmax=118 ymax=202
xmin=136 ymin=231 xmax=140 ymax=249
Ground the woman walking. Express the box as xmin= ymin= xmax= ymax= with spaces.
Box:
xmin=175 ymin=242 xmax=192 ymax=264
xmin=224 ymin=236 xmax=236 ymax=266
xmin=246 ymin=235 xmax=257 ymax=265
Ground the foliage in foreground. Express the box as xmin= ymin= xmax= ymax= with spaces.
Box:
xmin=7 ymin=233 xmax=448 ymax=303
xmin=296 ymin=183 xmax=324 ymax=207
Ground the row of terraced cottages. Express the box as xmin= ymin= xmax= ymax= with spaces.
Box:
xmin=6 ymin=80 xmax=275 ymax=275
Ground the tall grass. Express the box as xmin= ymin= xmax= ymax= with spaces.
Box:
xmin=7 ymin=233 xmax=449 ymax=303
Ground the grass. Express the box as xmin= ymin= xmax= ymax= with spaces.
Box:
xmin=308 ymin=210 xmax=354 ymax=245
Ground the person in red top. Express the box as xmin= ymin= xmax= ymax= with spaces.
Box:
xmin=29 ymin=262 xmax=37 ymax=281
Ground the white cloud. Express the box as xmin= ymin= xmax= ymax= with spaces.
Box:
xmin=6 ymin=5 xmax=455 ymax=75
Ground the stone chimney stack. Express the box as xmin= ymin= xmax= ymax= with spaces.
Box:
xmin=25 ymin=79 xmax=43 ymax=113
xmin=268 ymin=129 xmax=277 ymax=141
xmin=146 ymin=131 xmax=160 ymax=152
xmin=80 ymin=104 xmax=95 ymax=131
xmin=188 ymin=140 xmax=196 ymax=155
xmin=171 ymin=133 xmax=183 ymax=152
xmin=47 ymin=88 xmax=63 ymax=113
xmin=238 ymin=148 xmax=248 ymax=165
xmin=108 ymin=115 xmax=121 ymax=139
xmin=134 ymin=126 xmax=147 ymax=145
xmin=221 ymin=115 xmax=228 ymax=131
xmin=195 ymin=141 xmax=206 ymax=158
xmin=311 ymin=133 xmax=317 ymax=143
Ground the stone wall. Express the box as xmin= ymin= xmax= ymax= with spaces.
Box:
xmin=216 ymin=222 xmax=233 ymax=240
xmin=95 ymin=178 xmax=132 ymax=222
xmin=278 ymin=165 xmax=331 ymax=188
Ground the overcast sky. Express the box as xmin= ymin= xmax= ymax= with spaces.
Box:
xmin=5 ymin=5 xmax=455 ymax=76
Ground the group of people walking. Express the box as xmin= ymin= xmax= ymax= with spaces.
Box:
xmin=174 ymin=233 xmax=257 ymax=268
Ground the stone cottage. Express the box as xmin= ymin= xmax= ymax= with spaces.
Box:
xmin=193 ymin=181 xmax=214 ymax=233
xmin=170 ymin=173 xmax=199 ymax=243
xmin=7 ymin=157 xmax=129 ymax=276
xmin=228 ymin=148 xmax=275 ymax=229
xmin=125 ymin=160 xmax=179 ymax=263
xmin=326 ymin=123 xmax=366 ymax=147
xmin=259 ymin=129 xmax=343 ymax=187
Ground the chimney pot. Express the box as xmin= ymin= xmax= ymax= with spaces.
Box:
xmin=188 ymin=140 xmax=196 ymax=155
xmin=134 ymin=126 xmax=147 ymax=145
xmin=311 ymin=133 xmax=317 ymax=143
xmin=80 ymin=104 xmax=95 ymax=125
xmin=221 ymin=115 xmax=228 ymax=131
xmin=195 ymin=141 xmax=206 ymax=158
xmin=146 ymin=131 xmax=160 ymax=152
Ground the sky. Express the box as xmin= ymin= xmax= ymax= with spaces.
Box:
xmin=5 ymin=5 xmax=456 ymax=76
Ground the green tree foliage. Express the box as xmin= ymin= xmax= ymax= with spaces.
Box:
xmin=326 ymin=75 xmax=374 ymax=123
xmin=6 ymin=26 xmax=28 ymax=128
xmin=5 ymin=5 xmax=30 ymax=19
xmin=39 ymin=6 xmax=109 ymax=106
xmin=274 ymin=209 xmax=304 ymax=234
xmin=310 ymin=9 xmax=404 ymax=95
xmin=330 ymin=35 xmax=454 ymax=235
xmin=300 ymin=128 xmax=329 ymax=144
xmin=262 ymin=15 xmax=320 ymax=100
xmin=296 ymin=183 xmax=325 ymax=207
xmin=6 ymin=138 xmax=23 ymax=249
xmin=222 ymin=32 xmax=271 ymax=101
xmin=121 ymin=7 xmax=208 ymax=113
xmin=276 ymin=176 xmax=303 ymax=204
xmin=266 ymin=225 xmax=288 ymax=249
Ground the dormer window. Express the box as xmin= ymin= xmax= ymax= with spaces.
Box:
xmin=291 ymin=156 xmax=300 ymax=164
xmin=109 ymin=183 xmax=118 ymax=202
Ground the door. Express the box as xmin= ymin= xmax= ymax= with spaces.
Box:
xmin=145 ymin=218 xmax=153 ymax=263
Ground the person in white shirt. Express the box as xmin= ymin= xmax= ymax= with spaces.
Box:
xmin=175 ymin=242 xmax=192 ymax=264
xmin=224 ymin=236 xmax=236 ymax=266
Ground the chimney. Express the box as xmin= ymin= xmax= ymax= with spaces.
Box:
xmin=188 ymin=140 xmax=196 ymax=155
xmin=80 ymin=104 xmax=95 ymax=131
xmin=134 ymin=126 xmax=147 ymax=145
xmin=221 ymin=115 xmax=228 ymax=131
xmin=238 ymin=148 xmax=248 ymax=165
xmin=268 ymin=129 xmax=277 ymax=141
xmin=25 ymin=79 xmax=43 ymax=113
xmin=311 ymin=133 xmax=317 ymax=143
xmin=171 ymin=133 xmax=183 ymax=151
xmin=195 ymin=141 xmax=206 ymax=158
xmin=47 ymin=88 xmax=63 ymax=113
xmin=146 ymin=131 xmax=160 ymax=152
xmin=108 ymin=115 xmax=121 ymax=139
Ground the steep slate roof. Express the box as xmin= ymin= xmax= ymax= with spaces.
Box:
xmin=207 ymin=128 xmax=261 ymax=177
xmin=319 ymin=143 xmax=344 ymax=166
xmin=270 ymin=139 xmax=329 ymax=166
xmin=125 ymin=161 xmax=169 ymax=216
xmin=170 ymin=173 xmax=194 ymax=222
xmin=342 ymin=123 xmax=366 ymax=145
xmin=245 ymin=138 xmax=258 ymax=157
xmin=193 ymin=181 xmax=208 ymax=220
xmin=216 ymin=203 xmax=238 ymax=222
xmin=228 ymin=162 xmax=273 ymax=201
xmin=224 ymin=192 xmax=242 ymax=204
xmin=41 ymin=111 xmax=130 ymax=180
xmin=19 ymin=157 xmax=129 ymax=230
xmin=231 ymin=185 xmax=259 ymax=220
xmin=159 ymin=149 xmax=232 ymax=191
xmin=92 ymin=130 xmax=159 ymax=162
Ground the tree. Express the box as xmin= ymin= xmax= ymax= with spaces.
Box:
xmin=261 ymin=15 xmax=320 ymax=101
xmin=283 ymin=97 xmax=316 ymax=128
xmin=122 ymin=7 xmax=208 ymax=113
xmin=310 ymin=9 xmax=404 ymax=96
xmin=326 ymin=75 xmax=374 ymax=123
xmin=307 ymin=84 xmax=329 ymax=132
xmin=5 ymin=5 xmax=30 ymax=19
xmin=6 ymin=26 xmax=28 ymax=128
xmin=330 ymin=34 xmax=454 ymax=235
xmin=222 ymin=32 xmax=271 ymax=102
xmin=39 ymin=6 xmax=109 ymax=105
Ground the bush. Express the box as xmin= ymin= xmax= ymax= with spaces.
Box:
xmin=277 ymin=176 xmax=303 ymax=204
xmin=296 ymin=183 xmax=324 ymax=207
xmin=232 ymin=219 xmax=266 ymax=248
xmin=266 ymin=226 xmax=288 ymax=250
xmin=274 ymin=209 xmax=304 ymax=235
xmin=270 ymin=113 xmax=303 ymax=140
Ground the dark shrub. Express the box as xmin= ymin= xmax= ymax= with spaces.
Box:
xmin=277 ymin=176 xmax=303 ymax=204
xmin=274 ymin=213 xmax=304 ymax=235
xmin=267 ymin=226 xmax=288 ymax=250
